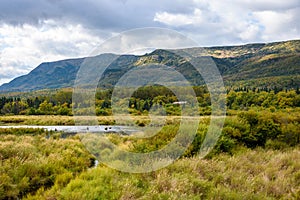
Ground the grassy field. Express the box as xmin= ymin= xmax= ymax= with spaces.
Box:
xmin=0 ymin=110 xmax=299 ymax=199
xmin=26 ymin=147 xmax=300 ymax=200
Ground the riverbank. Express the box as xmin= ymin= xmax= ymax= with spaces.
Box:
xmin=0 ymin=115 xmax=206 ymax=126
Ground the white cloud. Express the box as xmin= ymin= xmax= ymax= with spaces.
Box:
xmin=153 ymin=0 xmax=300 ymax=45
xmin=154 ymin=9 xmax=204 ymax=27
xmin=0 ymin=20 xmax=103 ymax=85
xmin=253 ymin=8 xmax=299 ymax=41
xmin=232 ymin=0 xmax=300 ymax=11
xmin=89 ymin=28 xmax=197 ymax=56
xmin=238 ymin=24 xmax=261 ymax=41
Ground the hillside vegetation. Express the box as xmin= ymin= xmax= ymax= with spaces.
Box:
xmin=0 ymin=40 xmax=299 ymax=93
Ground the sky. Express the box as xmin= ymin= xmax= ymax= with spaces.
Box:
xmin=0 ymin=0 xmax=299 ymax=85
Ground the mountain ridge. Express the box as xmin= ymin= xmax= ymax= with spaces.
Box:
xmin=0 ymin=39 xmax=299 ymax=93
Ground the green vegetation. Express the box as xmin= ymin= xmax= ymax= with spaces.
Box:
xmin=25 ymin=148 xmax=300 ymax=200
xmin=85 ymin=109 xmax=300 ymax=159
xmin=0 ymin=85 xmax=299 ymax=199
xmin=0 ymin=108 xmax=297 ymax=199
xmin=0 ymin=129 xmax=94 ymax=199
xmin=1 ymin=86 xmax=300 ymax=117
xmin=0 ymin=38 xmax=299 ymax=199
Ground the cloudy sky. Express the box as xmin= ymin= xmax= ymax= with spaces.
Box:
xmin=0 ymin=0 xmax=299 ymax=85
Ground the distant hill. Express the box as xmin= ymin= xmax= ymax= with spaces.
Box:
xmin=0 ymin=40 xmax=299 ymax=93
xmin=0 ymin=58 xmax=84 ymax=92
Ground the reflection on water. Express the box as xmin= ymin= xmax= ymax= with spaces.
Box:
xmin=0 ymin=125 xmax=138 ymax=135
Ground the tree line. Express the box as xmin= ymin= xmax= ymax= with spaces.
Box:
xmin=0 ymin=86 xmax=300 ymax=115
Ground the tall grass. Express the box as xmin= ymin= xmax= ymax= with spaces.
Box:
xmin=0 ymin=130 xmax=94 ymax=199
xmin=26 ymin=147 xmax=300 ymax=200
xmin=0 ymin=115 xmax=204 ymax=126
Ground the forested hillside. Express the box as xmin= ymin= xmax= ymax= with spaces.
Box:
xmin=0 ymin=40 xmax=299 ymax=93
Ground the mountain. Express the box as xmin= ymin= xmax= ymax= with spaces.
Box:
xmin=0 ymin=58 xmax=84 ymax=92
xmin=0 ymin=40 xmax=299 ymax=93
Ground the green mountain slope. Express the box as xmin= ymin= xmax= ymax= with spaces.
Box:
xmin=0 ymin=40 xmax=299 ymax=93
xmin=0 ymin=58 xmax=84 ymax=92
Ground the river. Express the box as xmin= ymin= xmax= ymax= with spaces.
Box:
xmin=0 ymin=125 xmax=138 ymax=135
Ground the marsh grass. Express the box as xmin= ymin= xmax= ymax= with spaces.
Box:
xmin=0 ymin=115 xmax=76 ymax=125
xmin=25 ymin=147 xmax=300 ymax=200
xmin=0 ymin=129 xmax=94 ymax=199
xmin=1 ymin=111 xmax=300 ymax=199
xmin=0 ymin=115 xmax=204 ymax=126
